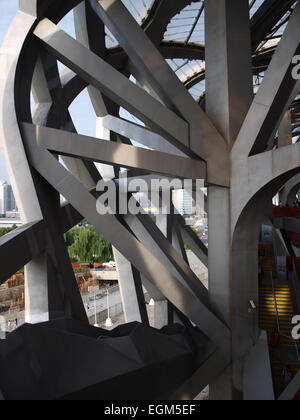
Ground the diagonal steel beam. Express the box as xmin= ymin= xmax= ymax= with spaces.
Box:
xmin=0 ymin=200 xmax=84 ymax=287
xmin=73 ymin=2 xmax=150 ymax=324
xmin=22 ymin=123 xmax=230 ymax=345
xmin=0 ymin=221 xmax=45 ymax=286
xmin=29 ymin=123 xmax=206 ymax=180
xmin=172 ymin=221 xmax=189 ymax=266
xmin=123 ymin=213 xmax=209 ymax=304
xmin=89 ymin=0 xmax=230 ymax=186
xmin=233 ymin=1 xmax=300 ymax=157
xmin=101 ymin=115 xmax=186 ymax=157
xmin=177 ymin=217 xmax=208 ymax=268
xmin=33 ymin=19 xmax=192 ymax=156
xmin=90 ymin=0 xmax=205 ymax=120
xmin=104 ymin=1 xmax=201 ymax=67
xmin=251 ymin=0 xmax=297 ymax=51
xmin=32 ymin=55 xmax=98 ymax=190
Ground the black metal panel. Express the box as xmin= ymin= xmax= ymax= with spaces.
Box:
xmin=0 ymin=320 xmax=208 ymax=400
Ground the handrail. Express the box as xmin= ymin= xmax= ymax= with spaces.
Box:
xmin=270 ymin=271 xmax=281 ymax=332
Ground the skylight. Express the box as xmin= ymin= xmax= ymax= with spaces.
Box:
xmin=164 ymin=2 xmax=205 ymax=44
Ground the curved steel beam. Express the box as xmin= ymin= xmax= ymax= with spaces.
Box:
xmin=160 ymin=42 xmax=205 ymax=60
xmin=184 ymin=46 xmax=276 ymax=90
xmin=107 ymin=42 xmax=205 ymax=67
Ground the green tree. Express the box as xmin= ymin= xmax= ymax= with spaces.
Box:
xmin=67 ymin=226 xmax=113 ymax=263
xmin=64 ymin=228 xmax=77 ymax=247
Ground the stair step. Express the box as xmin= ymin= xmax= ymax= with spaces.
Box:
xmin=258 ymin=258 xmax=299 ymax=396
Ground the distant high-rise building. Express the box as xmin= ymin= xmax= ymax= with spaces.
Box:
xmin=6 ymin=184 xmax=16 ymax=212
xmin=0 ymin=181 xmax=17 ymax=215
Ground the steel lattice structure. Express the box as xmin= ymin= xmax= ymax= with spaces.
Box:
xmin=0 ymin=0 xmax=299 ymax=400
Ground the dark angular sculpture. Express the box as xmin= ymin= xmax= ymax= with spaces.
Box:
xmin=0 ymin=320 xmax=208 ymax=400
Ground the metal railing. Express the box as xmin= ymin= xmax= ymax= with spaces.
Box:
xmin=270 ymin=271 xmax=281 ymax=332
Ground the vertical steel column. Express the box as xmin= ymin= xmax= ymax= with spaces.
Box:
xmin=205 ymin=0 xmax=253 ymax=400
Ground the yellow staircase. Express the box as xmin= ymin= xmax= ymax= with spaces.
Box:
xmin=259 ymin=285 xmax=298 ymax=348
xmin=259 ymin=285 xmax=300 ymax=396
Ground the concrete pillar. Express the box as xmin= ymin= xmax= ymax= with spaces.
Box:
xmin=205 ymin=0 xmax=253 ymax=399
xmin=113 ymin=248 xmax=144 ymax=323
xmin=141 ymin=275 xmax=168 ymax=329
xmin=207 ymin=188 xmax=231 ymax=323
xmin=25 ymin=254 xmax=49 ymax=323
xmin=0 ymin=316 xmax=6 ymax=340
xmin=153 ymin=300 xmax=169 ymax=329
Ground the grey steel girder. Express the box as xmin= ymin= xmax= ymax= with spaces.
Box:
xmin=1 ymin=0 xmax=300 ymax=401
xmin=21 ymin=123 xmax=230 ymax=346
xmin=27 ymin=123 xmax=206 ymax=180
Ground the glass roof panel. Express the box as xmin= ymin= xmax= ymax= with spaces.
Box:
xmin=167 ymin=59 xmax=205 ymax=83
xmin=121 ymin=0 xmax=154 ymax=23
xmin=189 ymin=80 xmax=206 ymax=101
xmin=102 ymin=0 xmax=297 ymax=106
xmin=164 ymin=1 xmax=205 ymax=44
